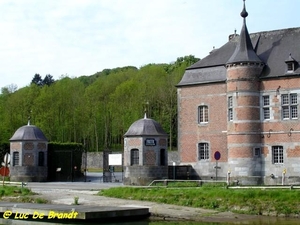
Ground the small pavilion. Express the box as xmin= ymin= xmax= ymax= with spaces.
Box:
xmin=9 ymin=122 xmax=48 ymax=182
xmin=123 ymin=114 xmax=168 ymax=185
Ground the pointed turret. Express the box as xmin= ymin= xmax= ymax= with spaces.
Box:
xmin=226 ymin=0 xmax=264 ymax=184
xmin=227 ymin=0 xmax=262 ymax=64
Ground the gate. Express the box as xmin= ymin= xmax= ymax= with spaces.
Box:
xmin=103 ymin=150 xmax=112 ymax=182
xmin=168 ymin=165 xmax=198 ymax=180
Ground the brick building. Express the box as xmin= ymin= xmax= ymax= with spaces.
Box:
xmin=177 ymin=1 xmax=300 ymax=185
xmin=123 ymin=114 xmax=168 ymax=185
xmin=10 ymin=122 xmax=48 ymax=182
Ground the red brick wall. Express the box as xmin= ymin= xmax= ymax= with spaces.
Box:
xmin=261 ymin=77 xmax=300 ymax=157
xmin=226 ymin=65 xmax=263 ymax=161
xmin=178 ymin=64 xmax=300 ymax=179
xmin=287 ymin=146 xmax=300 ymax=157
xmin=128 ymin=138 xmax=142 ymax=146
xmin=178 ymin=82 xmax=227 ymax=163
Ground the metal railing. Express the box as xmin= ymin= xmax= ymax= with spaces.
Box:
xmin=2 ymin=181 xmax=27 ymax=188
xmin=148 ymin=179 xmax=227 ymax=187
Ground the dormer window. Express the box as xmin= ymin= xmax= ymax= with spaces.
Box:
xmin=285 ymin=53 xmax=297 ymax=73
xmin=287 ymin=62 xmax=294 ymax=72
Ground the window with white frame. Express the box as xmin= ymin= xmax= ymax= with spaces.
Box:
xmin=282 ymin=94 xmax=298 ymax=120
xmin=228 ymin=96 xmax=233 ymax=121
xmin=287 ymin=62 xmax=294 ymax=72
xmin=262 ymin=96 xmax=270 ymax=120
xmin=198 ymin=105 xmax=208 ymax=123
xmin=272 ymin=146 xmax=283 ymax=164
xmin=198 ymin=143 xmax=209 ymax=160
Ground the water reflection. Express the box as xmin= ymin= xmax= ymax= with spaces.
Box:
xmin=148 ymin=218 xmax=300 ymax=225
xmin=0 ymin=218 xmax=148 ymax=225
xmin=0 ymin=218 xmax=299 ymax=225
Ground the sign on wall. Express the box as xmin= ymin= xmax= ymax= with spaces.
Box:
xmin=145 ymin=138 xmax=156 ymax=146
xmin=108 ymin=154 xmax=122 ymax=166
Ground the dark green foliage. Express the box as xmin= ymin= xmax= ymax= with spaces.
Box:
xmin=0 ymin=56 xmax=199 ymax=152
xmin=31 ymin=73 xmax=55 ymax=87
xmin=43 ymin=74 xmax=55 ymax=86
xmin=0 ymin=143 xmax=9 ymax=162
xmin=31 ymin=73 xmax=43 ymax=86
xmin=48 ymin=142 xmax=84 ymax=152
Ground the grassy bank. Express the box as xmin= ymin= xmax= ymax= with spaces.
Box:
xmin=0 ymin=186 xmax=48 ymax=203
xmin=99 ymin=184 xmax=300 ymax=216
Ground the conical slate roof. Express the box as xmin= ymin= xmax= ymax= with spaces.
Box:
xmin=10 ymin=125 xmax=48 ymax=141
xmin=227 ymin=0 xmax=262 ymax=64
xmin=124 ymin=114 xmax=168 ymax=137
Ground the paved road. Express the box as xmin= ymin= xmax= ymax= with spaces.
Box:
xmin=27 ymin=172 xmax=123 ymax=190
xmin=84 ymin=171 xmax=123 ymax=183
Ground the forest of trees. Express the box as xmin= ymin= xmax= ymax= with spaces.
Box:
xmin=0 ymin=55 xmax=199 ymax=152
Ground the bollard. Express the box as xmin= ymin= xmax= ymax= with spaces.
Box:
xmin=164 ymin=179 xmax=168 ymax=187
xmin=227 ymin=170 xmax=231 ymax=186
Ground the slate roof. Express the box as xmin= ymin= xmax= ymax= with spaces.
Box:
xmin=10 ymin=125 xmax=48 ymax=141
xmin=124 ymin=115 xmax=168 ymax=137
xmin=227 ymin=1 xmax=262 ymax=65
xmin=178 ymin=27 xmax=300 ymax=87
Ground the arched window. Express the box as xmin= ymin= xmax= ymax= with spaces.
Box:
xmin=130 ymin=149 xmax=139 ymax=165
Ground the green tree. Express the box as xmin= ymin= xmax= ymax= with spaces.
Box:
xmin=31 ymin=74 xmax=43 ymax=86
xmin=0 ymin=55 xmax=199 ymax=151
xmin=43 ymin=74 xmax=55 ymax=86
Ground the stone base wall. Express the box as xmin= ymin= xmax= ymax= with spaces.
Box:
xmin=10 ymin=166 xmax=47 ymax=182
xmin=229 ymin=176 xmax=263 ymax=186
xmin=124 ymin=166 xmax=168 ymax=186
xmin=263 ymin=176 xmax=300 ymax=186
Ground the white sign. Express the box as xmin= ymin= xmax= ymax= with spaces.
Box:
xmin=108 ymin=154 xmax=122 ymax=166
xmin=3 ymin=153 xmax=10 ymax=164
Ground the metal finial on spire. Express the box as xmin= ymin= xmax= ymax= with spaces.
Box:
xmin=27 ymin=116 xmax=31 ymax=126
xmin=226 ymin=0 xmax=262 ymax=65
xmin=240 ymin=0 xmax=248 ymax=18
xmin=144 ymin=101 xmax=149 ymax=119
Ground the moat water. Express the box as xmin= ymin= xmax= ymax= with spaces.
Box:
xmin=1 ymin=217 xmax=299 ymax=225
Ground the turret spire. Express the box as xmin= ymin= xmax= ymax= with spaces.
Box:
xmin=240 ymin=0 xmax=248 ymax=18
xmin=227 ymin=0 xmax=262 ymax=64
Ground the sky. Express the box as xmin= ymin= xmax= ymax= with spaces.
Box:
xmin=0 ymin=0 xmax=299 ymax=90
